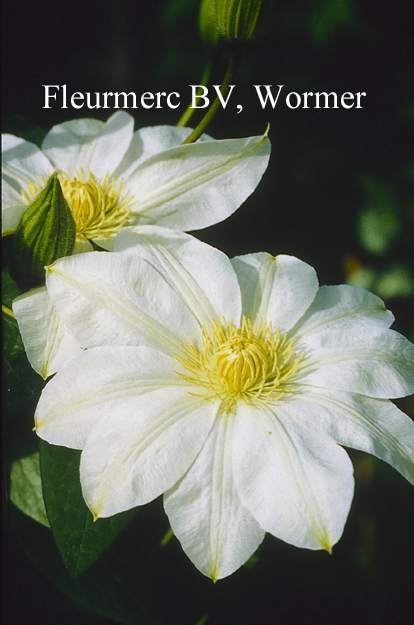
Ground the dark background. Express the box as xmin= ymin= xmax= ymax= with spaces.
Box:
xmin=2 ymin=1 xmax=414 ymax=624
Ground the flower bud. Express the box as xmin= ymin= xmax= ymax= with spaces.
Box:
xmin=199 ymin=0 xmax=220 ymax=46
xmin=213 ymin=0 xmax=262 ymax=41
xmin=14 ymin=172 xmax=76 ymax=278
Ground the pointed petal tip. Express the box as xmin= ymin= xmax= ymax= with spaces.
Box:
xmin=321 ymin=537 xmax=334 ymax=554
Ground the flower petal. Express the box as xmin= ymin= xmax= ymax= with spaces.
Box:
xmin=35 ymin=346 xmax=184 ymax=449
xmin=2 ymin=133 xmax=52 ymax=191
xmin=164 ymin=412 xmax=265 ymax=580
xmin=232 ymin=403 xmax=354 ymax=551
xmin=80 ymin=388 xmax=219 ymax=517
xmin=298 ymin=329 xmax=414 ymax=398
xmin=114 ymin=226 xmax=242 ymax=326
xmin=2 ymin=179 xmax=27 ymax=234
xmin=113 ymin=125 xmax=212 ymax=181
xmin=231 ymin=253 xmax=319 ymax=332
xmin=46 ymin=252 xmax=200 ymax=356
xmin=292 ymin=388 xmax=414 ymax=485
xmin=125 ymin=132 xmax=271 ymax=230
xmin=293 ymin=285 xmax=395 ymax=342
xmin=290 ymin=284 xmax=413 ymax=398
xmin=12 ymin=286 xmax=82 ymax=379
xmin=42 ymin=111 xmax=134 ymax=179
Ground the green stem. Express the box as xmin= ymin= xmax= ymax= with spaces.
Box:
xmin=182 ymin=42 xmax=244 ymax=144
xmin=2 ymin=304 xmax=15 ymax=319
xmin=177 ymin=62 xmax=212 ymax=128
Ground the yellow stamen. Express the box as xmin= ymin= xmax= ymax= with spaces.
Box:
xmin=22 ymin=170 xmax=132 ymax=241
xmin=176 ymin=316 xmax=303 ymax=412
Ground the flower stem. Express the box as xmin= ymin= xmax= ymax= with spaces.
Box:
xmin=181 ymin=42 xmax=244 ymax=144
xmin=2 ymin=304 xmax=15 ymax=319
xmin=177 ymin=62 xmax=212 ymax=128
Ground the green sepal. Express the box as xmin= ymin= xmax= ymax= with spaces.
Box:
xmin=39 ymin=440 xmax=137 ymax=578
xmin=14 ymin=172 xmax=76 ymax=278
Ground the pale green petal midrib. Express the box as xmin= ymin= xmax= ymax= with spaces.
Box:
xmin=138 ymin=238 xmax=216 ymax=325
xmin=294 ymin=307 xmax=390 ymax=340
xmin=261 ymin=404 xmax=333 ymax=548
xmin=49 ymin=266 xmax=184 ymax=356
xmin=299 ymin=348 xmax=414 ymax=375
xmin=209 ymin=413 xmax=232 ymax=579
xmin=92 ymin=395 xmax=205 ymax=511
xmin=130 ymin=139 xmax=266 ymax=217
xmin=37 ymin=377 xmax=186 ymax=427
xmin=251 ymin=260 xmax=275 ymax=321
xmin=41 ymin=306 xmax=63 ymax=378
xmin=3 ymin=163 xmax=47 ymax=192
xmin=301 ymin=389 xmax=414 ymax=484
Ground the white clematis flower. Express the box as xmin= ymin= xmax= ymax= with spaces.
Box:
xmin=2 ymin=111 xmax=270 ymax=250
xmin=6 ymin=111 xmax=270 ymax=378
xmin=32 ymin=228 xmax=414 ymax=580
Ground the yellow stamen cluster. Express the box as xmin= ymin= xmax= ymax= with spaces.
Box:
xmin=177 ymin=316 xmax=302 ymax=412
xmin=22 ymin=170 xmax=132 ymax=241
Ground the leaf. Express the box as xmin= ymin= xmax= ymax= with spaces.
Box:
xmin=2 ymin=268 xmax=44 ymax=461
xmin=40 ymin=440 xmax=137 ymax=578
xmin=9 ymin=505 xmax=164 ymax=625
xmin=2 ymin=264 xmax=23 ymax=307
xmin=10 ymin=451 xmax=50 ymax=527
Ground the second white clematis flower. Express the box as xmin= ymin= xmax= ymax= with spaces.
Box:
xmin=2 ymin=111 xmax=270 ymax=249
xmin=7 ymin=111 xmax=270 ymax=378
xmin=32 ymin=228 xmax=414 ymax=580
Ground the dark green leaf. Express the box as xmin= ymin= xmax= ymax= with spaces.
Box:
xmin=2 ymin=264 xmax=23 ymax=307
xmin=40 ymin=440 xmax=137 ymax=578
xmin=2 ymin=277 xmax=44 ymax=461
xmin=10 ymin=506 xmax=164 ymax=625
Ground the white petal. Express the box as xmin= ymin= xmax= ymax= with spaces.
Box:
xmin=2 ymin=178 xmax=27 ymax=234
xmin=294 ymin=388 xmax=414 ymax=485
xmin=35 ymin=346 xmax=183 ymax=449
xmin=231 ymin=253 xmax=319 ymax=332
xmin=113 ymin=125 xmax=212 ymax=181
xmin=125 ymin=132 xmax=271 ymax=230
xmin=232 ymin=403 xmax=354 ymax=551
xmin=164 ymin=412 xmax=265 ymax=580
xmin=80 ymin=388 xmax=219 ymax=517
xmin=114 ymin=226 xmax=242 ymax=326
xmin=13 ymin=286 xmax=82 ymax=379
xmin=73 ymin=238 xmax=95 ymax=254
xmin=298 ymin=329 xmax=414 ymax=398
xmin=46 ymin=252 xmax=200 ymax=356
xmin=2 ymin=133 xmax=52 ymax=190
xmin=293 ymin=285 xmax=395 ymax=342
xmin=42 ymin=111 xmax=134 ymax=178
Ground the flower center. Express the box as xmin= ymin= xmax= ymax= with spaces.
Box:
xmin=177 ymin=316 xmax=302 ymax=411
xmin=22 ymin=170 xmax=132 ymax=240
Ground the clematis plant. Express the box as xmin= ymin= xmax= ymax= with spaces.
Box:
xmin=6 ymin=111 xmax=270 ymax=378
xmin=28 ymin=227 xmax=414 ymax=580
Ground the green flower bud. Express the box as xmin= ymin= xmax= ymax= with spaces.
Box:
xmin=213 ymin=0 xmax=262 ymax=41
xmin=14 ymin=172 xmax=76 ymax=278
xmin=199 ymin=0 xmax=220 ymax=46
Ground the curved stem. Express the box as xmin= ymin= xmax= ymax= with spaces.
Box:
xmin=177 ymin=62 xmax=212 ymax=128
xmin=182 ymin=42 xmax=244 ymax=144
xmin=2 ymin=304 xmax=15 ymax=319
